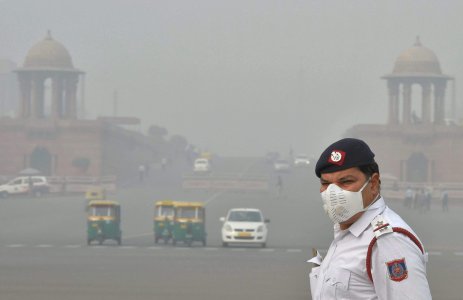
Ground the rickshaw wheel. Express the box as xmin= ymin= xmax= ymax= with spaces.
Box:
xmin=154 ymin=236 xmax=159 ymax=244
xmin=222 ymin=242 xmax=228 ymax=247
xmin=98 ymin=238 xmax=103 ymax=245
xmin=87 ymin=239 xmax=91 ymax=245
xmin=261 ymin=243 xmax=266 ymax=248
xmin=202 ymin=239 xmax=206 ymax=247
xmin=163 ymin=237 xmax=169 ymax=244
xmin=172 ymin=239 xmax=177 ymax=246
xmin=117 ymin=238 xmax=121 ymax=245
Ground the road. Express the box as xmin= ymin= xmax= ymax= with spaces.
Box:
xmin=0 ymin=157 xmax=462 ymax=299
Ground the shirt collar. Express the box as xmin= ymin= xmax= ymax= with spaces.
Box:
xmin=349 ymin=196 xmax=386 ymax=237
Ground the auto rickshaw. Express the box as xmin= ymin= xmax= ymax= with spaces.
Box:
xmin=87 ymin=200 xmax=122 ymax=245
xmin=85 ymin=186 xmax=106 ymax=201
xmin=154 ymin=200 xmax=176 ymax=244
xmin=172 ymin=201 xmax=206 ymax=247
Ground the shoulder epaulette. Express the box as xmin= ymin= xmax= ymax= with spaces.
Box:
xmin=366 ymin=214 xmax=424 ymax=283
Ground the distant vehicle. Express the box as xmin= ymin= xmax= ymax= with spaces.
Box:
xmin=220 ymin=208 xmax=269 ymax=248
xmin=294 ymin=154 xmax=310 ymax=167
xmin=193 ymin=158 xmax=211 ymax=173
xmin=273 ymin=159 xmax=291 ymax=172
xmin=0 ymin=176 xmax=50 ymax=198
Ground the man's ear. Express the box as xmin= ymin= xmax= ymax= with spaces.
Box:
xmin=371 ymin=173 xmax=380 ymax=194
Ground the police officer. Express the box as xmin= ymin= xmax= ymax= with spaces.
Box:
xmin=309 ymin=138 xmax=431 ymax=299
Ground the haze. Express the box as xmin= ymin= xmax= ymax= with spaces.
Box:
xmin=1 ymin=0 xmax=462 ymax=156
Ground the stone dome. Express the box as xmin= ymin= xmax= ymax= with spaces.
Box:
xmin=23 ymin=31 xmax=74 ymax=69
xmin=392 ymin=37 xmax=441 ymax=75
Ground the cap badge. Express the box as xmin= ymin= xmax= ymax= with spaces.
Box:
xmin=328 ymin=150 xmax=345 ymax=166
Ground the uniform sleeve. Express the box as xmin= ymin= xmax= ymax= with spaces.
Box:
xmin=371 ymin=232 xmax=432 ymax=300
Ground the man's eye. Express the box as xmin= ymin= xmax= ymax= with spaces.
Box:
xmin=341 ymin=180 xmax=354 ymax=185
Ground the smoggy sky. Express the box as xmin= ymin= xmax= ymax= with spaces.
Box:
xmin=1 ymin=0 xmax=462 ymax=156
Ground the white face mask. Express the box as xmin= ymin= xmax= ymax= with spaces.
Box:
xmin=320 ymin=178 xmax=371 ymax=224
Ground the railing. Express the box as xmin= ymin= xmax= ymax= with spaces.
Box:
xmin=46 ymin=176 xmax=117 ymax=193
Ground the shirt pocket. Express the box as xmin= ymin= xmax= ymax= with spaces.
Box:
xmin=325 ymin=267 xmax=351 ymax=299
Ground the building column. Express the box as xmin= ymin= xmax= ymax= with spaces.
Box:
xmin=388 ymin=80 xmax=399 ymax=124
xmin=422 ymin=82 xmax=432 ymax=124
xmin=30 ymin=77 xmax=40 ymax=119
xmin=402 ymin=83 xmax=412 ymax=125
xmin=18 ymin=75 xmax=31 ymax=118
xmin=66 ymin=76 xmax=78 ymax=119
xmin=434 ymin=82 xmax=446 ymax=125
xmin=35 ymin=77 xmax=45 ymax=118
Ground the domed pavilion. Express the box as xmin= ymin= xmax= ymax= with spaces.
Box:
xmin=15 ymin=31 xmax=83 ymax=120
xmin=382 ymin=37 xmax=452 ymax=126
xmin=347 ymin=38 xmax=463 ymax=188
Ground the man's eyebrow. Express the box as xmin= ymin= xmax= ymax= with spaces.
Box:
xmin=338 ymin=175 xmax=357 ymax=181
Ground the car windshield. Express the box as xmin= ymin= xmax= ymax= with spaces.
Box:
xmin=228 ymin=211 xmax=262 ymax=222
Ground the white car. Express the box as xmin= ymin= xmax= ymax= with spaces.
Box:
xmin=0 ymin=176 xmax=50 ymax=198
xmin=273 ymin=159 xmax=291 ymax=172
xmin=220 ymin=208 xmax=269 ymax=248
xmin=193 ymin=158 xmax=211 ymax=173
xmin=294 ymin=154 xmax=310 ymax=167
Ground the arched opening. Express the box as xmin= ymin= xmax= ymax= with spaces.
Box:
xmin=30 ymin=147 xmax=52 ymax=175
xmin=406 ymin=152 xmax=428 ymax=182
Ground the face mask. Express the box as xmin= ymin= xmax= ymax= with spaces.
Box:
xmin=320 ymin=178 xmax=371 ymax=224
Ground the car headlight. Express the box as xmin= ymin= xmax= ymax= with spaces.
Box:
xmin=224 ymin=224 xmax=233 ymax=232
xmin=257 ymin=225 xmax=264 ymax=232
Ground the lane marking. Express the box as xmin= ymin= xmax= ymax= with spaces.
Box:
xmin=64 ymin=245 xmax=81 ymax=248
xmin=259 ymin=248 xmax=275 ymax=252
xmin=147 ymin=246 xmax=162 ymax=250
xmin=230 ymin=248 xmax=246 ymax=252
xmin=36 ymin=244 xmax=53 ymax=248
xmin=6 ymin=244 xmax=25 ymax=248
xmin=119 ymin=246 xmax=136 ymax=249
xmin=123 ymin=233 xmax=153 ymax=239
xmin=287 ymin=249 xmax=302 ymax=253
xmin=204 ymin=247 xmax=219 ymax=251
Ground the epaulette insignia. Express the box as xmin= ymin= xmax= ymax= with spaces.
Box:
xmin=371 ymin=215 xmax=393 ymax=238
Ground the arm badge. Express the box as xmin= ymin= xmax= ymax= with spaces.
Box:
xmin=386 ymin=258 xmax=408 ymax=282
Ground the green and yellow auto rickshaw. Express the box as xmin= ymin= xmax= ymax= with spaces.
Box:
xmin=87 ymin=200 xmax=122 ymax=245
xmin=172 ymin=202 xmax=206 ymax=247
xmin=154 ymin=200 xmax=176 ymax=244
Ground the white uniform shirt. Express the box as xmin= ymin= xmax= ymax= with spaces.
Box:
xmin=309 ymin=197 xmax=431 ymax=300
